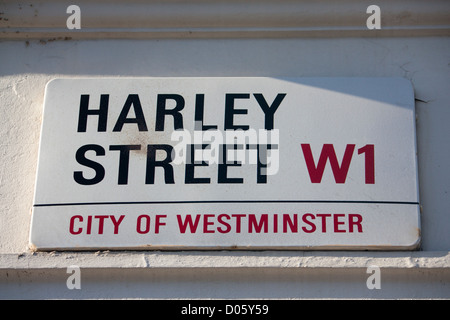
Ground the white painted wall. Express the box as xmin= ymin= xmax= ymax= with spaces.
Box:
xmin=0 ymin=0 xmax=449 ymax=299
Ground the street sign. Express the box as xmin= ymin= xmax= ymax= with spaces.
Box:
xmin=30 ymin=77 xmax=420 ymax=250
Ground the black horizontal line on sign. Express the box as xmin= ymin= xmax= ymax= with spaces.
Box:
xmin=33 ymin=200 xmax=420 ymax=207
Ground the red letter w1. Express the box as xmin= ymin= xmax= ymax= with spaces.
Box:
xmin=301 ymin=144 xmax=355 ymax=183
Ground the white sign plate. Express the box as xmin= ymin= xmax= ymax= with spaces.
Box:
xmin=30 ymin=77 xmax=420 ymax=250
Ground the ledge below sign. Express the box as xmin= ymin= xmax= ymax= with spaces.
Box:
xmin=30 ymin=77 xmax=420 ymax=250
